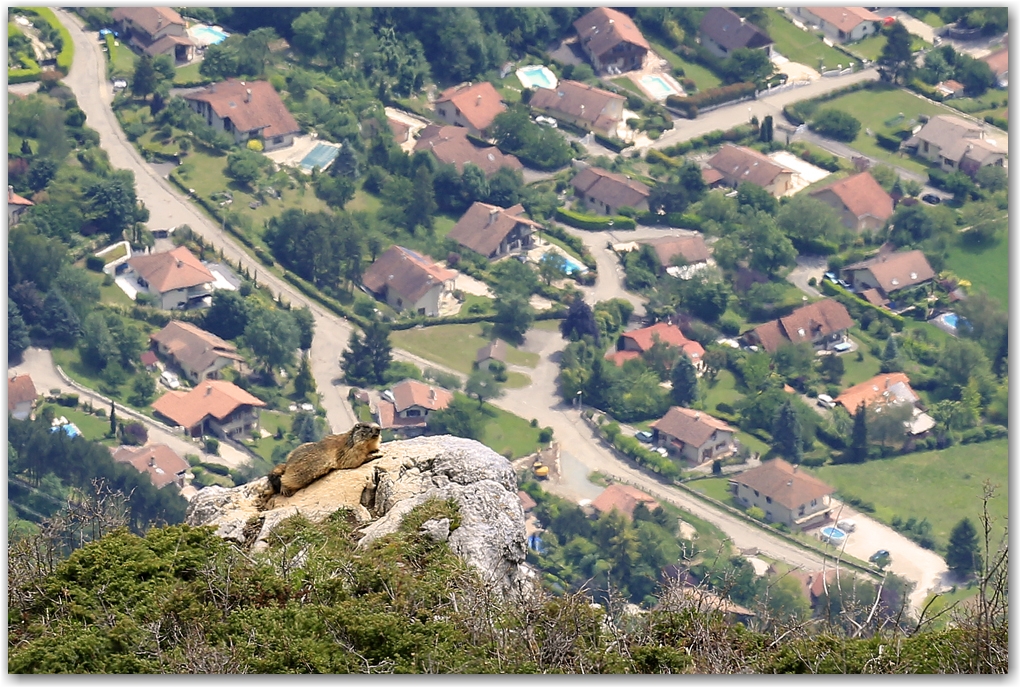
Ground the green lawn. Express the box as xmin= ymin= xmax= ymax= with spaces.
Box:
xmin=687 ymin=476 xmax=735 ymax=504
xmin=943 ymin=232 xmax=1009 ymax=306
xmin=648 ymin=39 xmax=722 ymax=91
xmin=107 ymin=34 xmax=136 ymax=78
xmin=765 ymin=9 xmax=849 ymax=71
xmin=172 ymin=61 xmax=205 ymax=85
xmin=702 ymin=369 xmax=743 ymax=412
xmin=506 ymin=372 xmax=531 ymax=389
xmin=37 ymin=403 xmax=118 ymax=446
xmin=391 ymin=323 xmax=537 ymax=375
xmin=51 ymin=344 xmax=154 ymax=408
xmin=916 ymin=11 xmax=945 ymax=28
xmin=611 ymin=76 xmax=645 ymax=98
xmin=479 ymin=403 xmax=544 ymax=458
xmin=809 ymin=438 xmax=1008 ymax=551
xmin=814 ymin=86 xmax=962 ymax=174
xmin=532 ymin=319 xmax=563 ymax=332
xmin=922 ymin=584 xmax=980 ymax=629
xmin=850 ymin=34 xmax=930 ymax=63
xmin=245 ymin=410 xmax=294 ymax=464
xmin=840 ymin=330 xmax=883 ymax=386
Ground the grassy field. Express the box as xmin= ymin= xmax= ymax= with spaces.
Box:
xmin=506 ymin=372 xmax=531 ymax=389
xmin=687 ymin=476 xmax=735 ymax=504
xmin=479 ymin=403 xmax=544 ymax=458
xmin=391 ymin=323 xmax=538 ymax=376
xmin=106 ymin=34 xmax=136 ymax=78
xmin=611 ymin=76 xmax=645 ymax=98
xmin=172 ymin=61 xmax=204 ymax=85
xmin=245 ymin=410 xmax=294 ymax=464
xmin=815 ymin=86 xmax=962 ymax=174
xmin=51 ymin=344 xmax=156 ymax=409
xmin=840 ymin=329 xmax=884 ymax=386
xmin=702 ymin=369 xmax=743 ymax=411
xmin=648 ymin=40 xmax=722 ymax=92
xmin=765 ymin=9 xmax=849 ymax=70
xmin=809 ymin=438 xmax=1008 ymax=551
xmin=943 ymin=232 xmax=1009 ymax=306
xmin=37 ymin=403 xmax=118 ymax=446
xmin=850 ymin=33 xmax=930 ymax=62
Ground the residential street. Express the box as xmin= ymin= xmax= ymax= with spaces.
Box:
xmin=51 ymin=10 xmax=946 ymax=612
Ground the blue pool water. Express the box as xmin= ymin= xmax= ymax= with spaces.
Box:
xmin=517 ymin=65 xmax=557 ymax=90
xmin=641 ymin=74 xmax=680 ymax=99
xmin=820 ymin=526 xmax=847 ymax=542
xmin=942 ymin=313 xmax=959 ymax=328
xmin=560 ymin=253 xmax=588 ymax=275
xmin=50 ymin=423 xmax=81 ymax=438
xmin=191 ymin=25 xmax=228 ymax=45
xmin=299 ymin=143 xmax=341 ymax=173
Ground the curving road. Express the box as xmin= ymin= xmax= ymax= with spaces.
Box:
xmin=55 ymin=11 xmax=943 ymax=611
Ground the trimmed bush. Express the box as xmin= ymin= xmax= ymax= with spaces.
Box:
xmin=555 ymin=207 xmax=636 ymax=231
xmin=666 ymin=82 xmax=756 ymax=119
xmin=594 ymin=132 xmax=631 ymax=152
xmin=820 ymin=279 xmax=905 ymax=330
xmin=85 ymin=255 xmax=106 ymax=272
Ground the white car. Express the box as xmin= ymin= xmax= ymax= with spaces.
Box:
xmin=837 ymin=519 xmax=857 ymax=533
xmin=160 ymin=370 xmax=180 ymax=390
xmin=535 ymin=115 xmax=558 ymax=128
xmin=817 ymin=394 xmax=835 ymax=409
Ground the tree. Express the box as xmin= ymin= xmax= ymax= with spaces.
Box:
xmin=226 ymin=149 xmax=268 ymax=188
xmin=721 ymin=47 xmax=775 ymax=85
xmin=9 ymin=300 xmax=31 ymax=361
xmin=956 ymin=56 xmax=996 ymax=96
xmin=292 ymin=411 xmax=324 ymax=445
xmin=866 ymin=402 xmax=912 ymax=450
xmin=946 ymin=517 xmax=981 ymax=578
xmin=314 ymin=173 xmax=356 ymax=209
xmin=960 ymin=201 xmax=1006 ymax=245
xmin=877 ymin=21 xmax=914 ymax=84
xmin=643 ymin=338 xmax=680 ymax=381
xmin=955 ymin=290 xmax=1007 ymax=361
xmin=291 ymin=9 xmax=326 ymax=55
xmin=760 ymin=114 xmax=774 ymax=143
xmin=465 ymin=368 xmax=504 ymax=407
xmin=332 ymin=141 xmax=360 ymax=180
xmin=494 ymin=296 xmax=534 ymax=345
xmin=109 ymin=400 xmax=117 ymax=437
xmin=80 ymin=311 xmax=119 ymax=370
xmin=736 ymin=184 xmax=777 ymax=215
xmin=293 ymin=354 xmax=316 ymax=399
xmin=460 ymin=163 xmax=489 ymax=206
xmin=131 ymin=372 xmax=157 ymax=406
xmin=244 ymin=307 xmax=300 ymax=377
xmin=292 ymin=306 xmax=316 ymax=350
xmin=880 ymin=335 xmax=901 ymax=373
xmin=818 ymin=353 xmax=845 ymax=385
xmin=776 ymin=194 xmax=846 ymax=250
xmin=560 ymin=298 xmax=600 ymax=344
xmin=487 ymin=166 xmax=523 ymax=207
xmin=810 ymin=108 xmax=862 ymax=142
xmin=428 ymin=394 xmax=486 ymax=440
xmin=84 ymin=172 xmax=142 ymax=237
xmin=363 ymin=321 xmax=393 ymax=386
xmin=670 ymin=354 xmax=699 ymax=407
xmin=672 ymin=271 xmax=730 ymax=323
xmin=131 ymin=54 xmax=158 ymax=100
xmin=975 ymin=165 xmax=1008 ymax=193
xmin=773 ymin=343 xmax=814 ymax=381
xmin=340 ymin=330 xmax=374 ymax=387
xmin=41 ymin=291 xmax=81 ymax=346
xmin=205 ymin=290 xmax=250 ymax=340
xmin=772 ymin=400 xmax=803 ymax=463
xmin=739 ymin=212 xmax=796 ymax=277
xmin=538 ymin=251 xmax=568 ymax=285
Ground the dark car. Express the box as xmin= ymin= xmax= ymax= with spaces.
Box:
xmin=869 ymin=549 xmax=891 ymax=563
xmin=635 ymin=431 xmax=653 ymax=443
xmin=921 ymin=193 xmax=941 ymax=205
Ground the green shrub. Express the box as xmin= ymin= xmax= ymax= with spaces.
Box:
xmin=554 ymin=207 xmax=636 ymax=231
xmin=204 ymin=437 xmax=220 ymax=455
xmin=746 ymin=506 xmax=766 ymax=521
xmin=666 ymin=82 xmax=756 ymax=119
xmin=85 ymin=255 xmax=106 ymax=272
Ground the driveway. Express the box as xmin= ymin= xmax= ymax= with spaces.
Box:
xmin=871 ymin=9 xmax=938 ymax=45
xmin=818 ymin=500 xmax=950 ymax=611
xmin=786 ymin=255 xmax=827 ymax=298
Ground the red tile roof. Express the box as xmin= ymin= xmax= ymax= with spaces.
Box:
xmin=810 ymin=172 xmax=894 ymax=224
xmin=620 ymin=322 xmax=705 ymax=362
xmin=183 ymin=79 xmax=299 ymax=139
xmin=127 ymin=246 xmax=214 ymax=293
xmin=843 ymin=249 xmax=935 ymax=294
xmin=376 ymin=399 xmax=426 ymax=430
xmin=414 ymin=124 xmax=522 ymax=176
xmin=642 ymin=235 xmax=711 ymax=268
xmin=140 ymin=350 xmax=159 ymax=367
xmin=112 ymin=7 xmax=185 ymax=36
xmin=835 ymin=372 xmax=917 ymax=412
xmin=362 ymin=246 xmax=457 ymax=305
xmin=732 ymin=458 xmax=834 ymax=511
xmin=748 ymin=299 xmax=854 ymax=353
xmin=150 ymin=320 xmax=242 ymax=373
xmin=447 ymin=202 xmax=540 ymax=258
xmin=151 ymin=380 xmax=265 ymax=430
xmin=604 ymin=350 xmax=643 ymax=367
xmin=571 ymin=166 xmax=650 ymax=210
xmin=8 ymin=186 xmax=33 ymax=206
xmin=112 ymin=444 xmax=190 ymax=489
xmin=591 ymin=483 xmax=659 ymax=519
xmin=651 ymin=406 xmax=734 ymax=448
xmin=390 ymin=379 xmax=453 ymax=414
xmin=981 ymin=46 xmax=1008 ymax=78
xmin=804 ymin=7 xmax=880 ymax=33
xmin=573 ymin=7 xmax=650 ymax=60
xmin=436 ymin=82 xmax=506 ymax=133
xmin=517 ymin=490 xmax=538 ymax=511
xmin=8 ymin=374 xmax=38 ymax=411
xmin=708 ymin=144 xmax=793 ymax=189
xmin=528 ymin=80 xmax=625 ymax=129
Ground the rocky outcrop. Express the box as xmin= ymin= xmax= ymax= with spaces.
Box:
xmin=186 ymin=435 xmax=532 ymax=595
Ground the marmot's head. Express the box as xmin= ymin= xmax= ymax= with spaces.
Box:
xmin=349 ymin=422 xmax=382 ymax=447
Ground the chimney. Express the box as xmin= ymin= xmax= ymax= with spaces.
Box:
xmin=488 ymin=207 xmax=499 ymax=225
xmin=787 ymin=480 xmax=793 ymax=487
xmin=206 ymin=384 xmax=213 ymax=396
xmin=149 ymin=453 xmax=157 ymax=468
xmin=694 ymin=412 xmax=700 ymax=421
xmin=245 ymin=89 xmax=251 ymax=103
xmin=8 ymin=185 xmax=13 ymax=201
xmin=429 ymin=388 xmax=437 ymax=400
xmin=177 ymin=260 xmax=183 ymax=268
xmin=157 ymin=15 xmax=163 ymax=28
xmin=793 ymin=465 xmax=799 ymax=473
xmin=885 ymin=377 xmax=890 ymax=389
xmin=477 ymin=94 xmax=482 ymax=106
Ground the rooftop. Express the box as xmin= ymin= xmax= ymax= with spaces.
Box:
xmin=151 ymin=379 xmax=265 ymax=430
xmin=435 ymin=82 xmax=506 ymax=133
xmin=731 ymin=458 xmax=834 ymax=511
xmin=528 ymin=80 xmax=625 ymax=129
xmin=573 ymin=7 xmax=650 ymax=59
xmin=447 ymin=202 xmax=541 ymax=258
xmin=620 ymin=322 xmax=704 ymax=361
xmin=362 ymin=246 xmax=457 ymax=304
xmin=183 ymin=79 xmax=300 ymax=139
xmin=8 ymin=374 xmax=38 ymax=410
xmin=843 ymin=249 xmax=935 ymax=294
xmin=414 ymin=124 xmax=522 ymax=176
xmin=700 ymin=7 xmax=773 ymax=52
xmin=111 ymin=7 xmax=185 ymax=36
xmin=571 ymin=166 xmax=650 ymax=211
xmin=127 ymin=246 xmax=215 ymax=293
xmin=150 ymin=320 xmax=243 ymax=372
xmin=112 ymin=443 xmax=190 ymax=489
xmin=708 ymin=144 xmax=793 ymax=189
xmin=591 ymin=483 xmax=659 ymax=519
xmin=651 ymin=406 xmax=734 ymax=448
xmin=390 ymin=379 xmax=454 ymax=414
xmin=835 ymin=372 xmax=919 ymax=412
xmin=748 ymin=299 xmax=854 ymax=354
xmin=810 ymin=171 xmax=894 ymax=223
xmin=804 ymin=7 xmax=880 ymax=33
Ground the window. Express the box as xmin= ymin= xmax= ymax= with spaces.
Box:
xmin=753 ymin=490 xmax=759 ymax=498
xmin=811 ymin=499 xmax=817 ymax=506
xmin=273 ymin=136 xmax=283 ymax=145
xmin=418 ymin=308 xmax=426 ymax=315
xmin=766 ymin=496 xmax=772 ymax=504
xmin=406 ymin=409 xmax=421 ymax=417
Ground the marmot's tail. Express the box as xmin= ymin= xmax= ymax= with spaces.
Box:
xmin=267 ymin=463 xmax=286 ymax=495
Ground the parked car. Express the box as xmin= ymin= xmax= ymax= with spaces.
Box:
xmin=635 ymin=430 xmax=653 ymax=443
xmin=654 ymin=447 xmax=669 ymax=457
xmin=921 ymin=193 xmax=941 ymax=205
xmin=160 ymin=370 xmax=180 ymax=390
xmin=869 ymin=549 xmax=890 ymax=563
xmin=837 ymin=518 xmax=857 ymax=532
xmin=816 ymin=394 xmax=835 ymax=409
xmin=535 ymin=115 xmax=558 ymax=128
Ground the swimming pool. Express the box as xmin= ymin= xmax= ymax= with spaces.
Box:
xmin=560 ymin=253 xmax=588 ymax=275
xmin=640 ymin=74 xmax=680 ymax=100
xmin=190 ymin=24 xmax=228 ymax=46
xmin=516 ymin=65 xmax=558 ymax=91
xmin=299 ymin=142 xmax=341 ymax=173
xmin=820 ymin=526 xmax=847 ymax=543
xmin=942 ymin=313 xmax=959 ymax=329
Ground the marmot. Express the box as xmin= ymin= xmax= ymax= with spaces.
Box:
xmin=265 ymin=422 xmax=382 ymax=500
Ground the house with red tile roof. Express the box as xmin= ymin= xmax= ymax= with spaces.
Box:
xmin=183 ymin=79 xmax=300 ymax=150
xmin=651 ymin=406 xmax=737 ymax=464
xmin=981 ymin=46 xmax=1008 ymax=88
xmin=794 ymin=7 xmax=880 ymax=43
xmin=743 ymin=299 xmax=854 ymax=354
xmin=570 ymin=166 xmax=650 ymax=215
xmin=111 ymin=444 xmax=190 ymax=490
xmin=809 ymin=172 xmax=894 ymax=232
xmin=591 ymin=483 xmax=659 ymax=519
xmin=448 ymin=202 xmax=540 ymax=260
xmin=834 ymin=372 xmax=936 ymax=436
xmin=902 ymin=115 xmax=1006 ymax=176
xmin=150 ymin=320 xmax=244 ymax=383
xmin=640 ymin=235 xmax=711 ymax=273
xmin=936 ymin=79 xmax=966 ymax=99
xmin=840 ymin=249 xmax=936 ymax=300
xmin=414 ymin=124 xmax=522 ymax=176
xmin=699 ymin=8 xmax=773 ymax=59
xmin=573 ymin=7 xmax=650 ymax=73
xmin=706 ymin=145 xmax=794 ymax=197
xmin=125 ymin=246 xmax=215 ymax=310
xmin=8 ymin=185 xmax=33 ymax=226
xmin=8 ymin=374 xmax=38 ymax=421
xmin=528 ymin=80 xmax=626 ymax=138
xmin=361 ymin=246 xmax=457 ymax=317
xmin=617 ymin=322 xmax=705 ymax=369
xmin=151 ymin=379 xmax=265 ymax=438
xmin=435 ymin=82 xmax=506 ymax=138
xmin=375 ymin=379 xmax=454 ymax=436
xmin=730 ymin=458 xmax=835 ymax=529
xmin=112 ymin=7 xmax=194 ymax=62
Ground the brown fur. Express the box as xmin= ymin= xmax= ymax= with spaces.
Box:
xmin=263 ymin=423 xmax=382 ymax=504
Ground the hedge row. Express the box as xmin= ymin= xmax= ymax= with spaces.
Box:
xmin=601 ymin=422 xmax=681 ymax=480
xmin=594 ymin=132 xmax=632 ymax=153
xmin=666 ymin=82 xmax=756 ymax=119
xmin=8 ymin=66 xmax=42 ymax=83
xmin=660 ymin=123 xmax=756 ymax=156
xmin=819 ymin=278 xmax=906 ymax=330
xmin=555 ymin=207 xmax=636 ymax=231
xmin=541 ymin=223 xmax=597 ymax=270
xmin=645 ymin=148 xmax=679 ymax=168
xmin=984 ymin=114 xmax=1008 ymax=131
